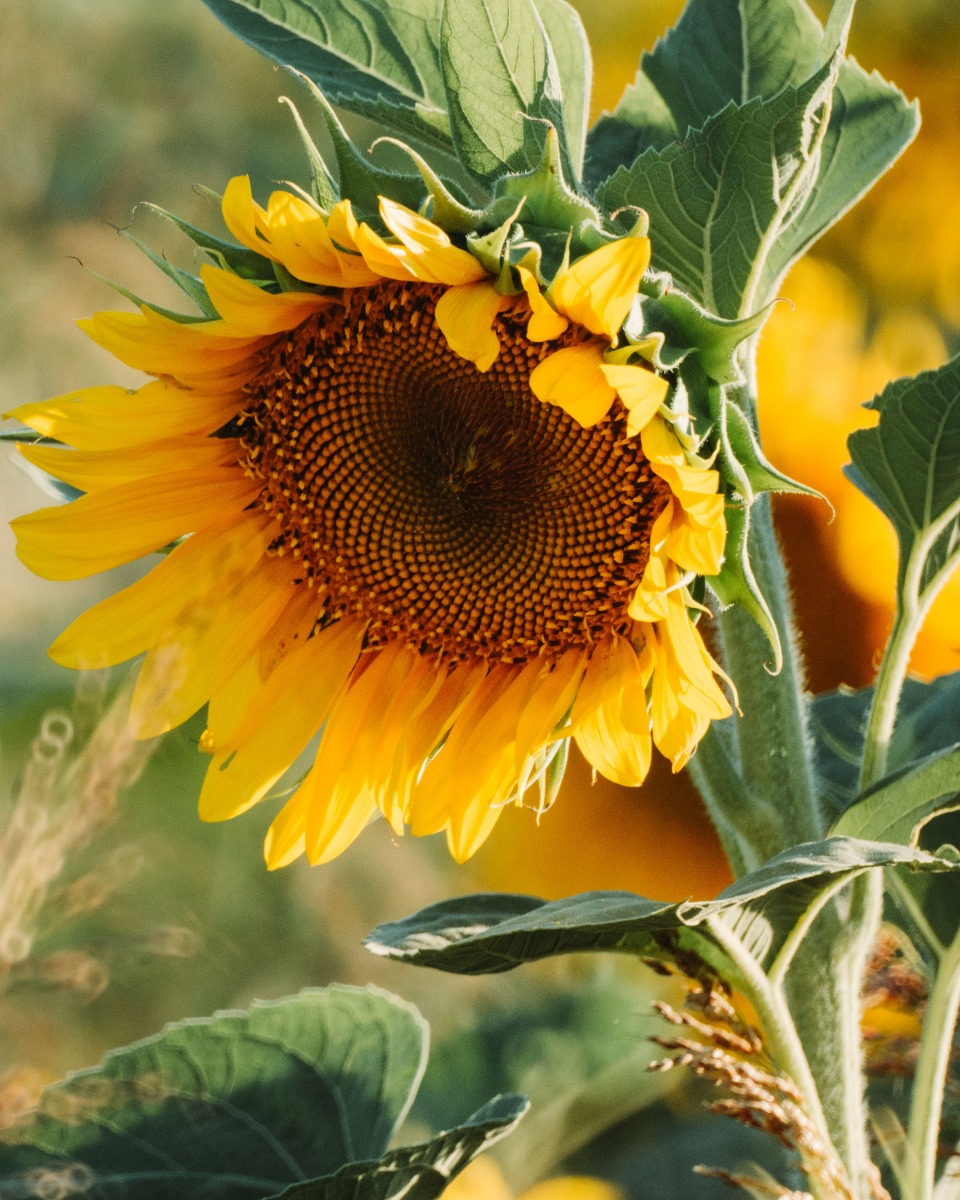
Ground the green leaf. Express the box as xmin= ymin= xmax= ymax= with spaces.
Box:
xmin=264 ymin=1095 xmax=528 ymax=1199
xmin=366 ymin=838 xmax=952 ymax=982
xmin=756 ymin=59 xmax=918 ymax=305
xmin=0 ymin=986 xmax=429 ymax=1199
xmin=440 ymin=0 xmax=569 ymax=185
xmin=587 ymin=0 xmax=916 ymax=321
xmin=534 ymin=0 xmax=590 ymax=176
xmin=832 ymin=746 xmax=960 ymax=848
xmin=200 ymin=0 xmax=453 ymax=154
xmin=597 ymin=61 xmax=838 ymax=320
xmin=846 ymin=353 xmax=960 ymax=610
xmin=811 ymin=673 xmax=960 ymax=816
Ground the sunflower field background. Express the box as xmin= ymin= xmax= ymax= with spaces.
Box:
xmin=1 ymin=1 xmax=958 ymax=1196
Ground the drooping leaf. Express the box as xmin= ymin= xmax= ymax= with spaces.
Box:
xmin=845 ymin=353 xmax=960 ymax=609
xmin=367 ymin=838 xmax=954 ymax=985
xmin=200 ymin=0 xmax=453 ymax=154
xmin=440 ymin=0 xmax=569 ymax=184
xmin=0 ymin=986 xmax=429 ymax=1199
xmin=264 ymin=1095 xmax=529 ymax=1200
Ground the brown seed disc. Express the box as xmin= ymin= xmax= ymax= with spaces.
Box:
xmin=239 ymin=278 xmax=671 ymax=664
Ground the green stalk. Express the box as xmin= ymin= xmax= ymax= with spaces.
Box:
xmin=903 ymin=930 xmax=960 ymax=1200
xmin=690 ymin=358 xmax=880 ymax=1196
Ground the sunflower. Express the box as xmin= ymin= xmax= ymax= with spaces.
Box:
xmin=9 ymin=175 xmax=730 ymax=867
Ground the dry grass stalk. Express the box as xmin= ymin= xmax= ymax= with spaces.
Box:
xmin=647 ymin=980 xmax=879 ymax=1200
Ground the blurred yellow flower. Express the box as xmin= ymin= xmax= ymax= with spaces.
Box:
xmin=444 ymin=1157 xmax=622 ymax=1200
xmin=757 ymin=256 xmax=958 ymax=680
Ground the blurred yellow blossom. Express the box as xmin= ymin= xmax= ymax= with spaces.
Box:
xmin=757 ymin=256 xmax=959 ymax=680
xmin=443 ymin=1157 xmax=622 ymax=1200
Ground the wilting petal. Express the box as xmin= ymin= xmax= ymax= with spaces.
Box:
xmin=518 ymin=267 xmax=569 ymax=341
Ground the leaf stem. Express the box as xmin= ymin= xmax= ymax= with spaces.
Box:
xmin=859 ymin=597 xmax=918 ymax=792
xmin=903 ymin=928 xmax=960 ymax=1200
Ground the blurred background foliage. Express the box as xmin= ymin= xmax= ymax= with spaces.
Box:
xmin=0 ymin=1 xmax=957 ymax=1194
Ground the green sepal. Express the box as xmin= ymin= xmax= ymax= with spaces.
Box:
xmin=119 ymin=229 xmax=219 ymax=318
xmin=279 ymin=93 xmax=339 ymax=212
xmin=374 ymin=137 xmax=488 ymax=234
xmin=297 ymin=76 xmax=426 ymax=220
xmin=493 ymin=126 xmax=604 ymax=252
xmin=80 ymin=266 xmax=212 ymax=325
xmin=139 ymin=202 xmax=274 ymax=282
xmin=633 ymin=278 xmax=771 ymax=386
xmin=723 ymin=400 xmax=824 ymax=503
xmin=710 ymin=501 xmax=783 ymax=673
xmin=465 ymin=198 xmax=528 ymax=283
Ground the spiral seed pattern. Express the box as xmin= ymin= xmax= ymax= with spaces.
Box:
xmin=239 ymin=279 xmax=669 ymax=664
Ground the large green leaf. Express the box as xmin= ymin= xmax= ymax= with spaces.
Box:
xmin=439 ymin=0 xmax=569 ymax=184
xmin=846 ymin=353 xmax=960 ymax=608
xmin=200 ymin=0 xmax=453 ymax=153
xmin=585 ymin=0 xmax=823 ymax=175
xmin=0 ymin=986 xmax=429 ymax=1198
xmin=597 ymin=62 xmax=837 ymax=321
xmin=587 ymin=0 xmax=916 ymax=320
xmin=265 ymin=1095 xmax=529 ymax=1200
xmin=367 ymin=838 xmax=953 ymax=983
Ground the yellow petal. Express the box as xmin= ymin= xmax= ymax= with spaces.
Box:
xmin=48 ymin=513 xmax=274 ymax=669
xmin=407 ymin=666 xmax=515 ymax=837
xmin=12 ymin=467 xmax=262 ymax=580
xmin=18 ymin=435 xmax=238 ymax=494
xmin=199 ymin=265 xmax=333 ymax=335
xmin=570 ymin=636 xmax=653 ymax=787
xmin=445 ymin=792 xmax=505 ymax=864
xmin=264 ymin=793 xmax=308 ymax=870
xmin=130 ymin=558 xmax=300 ymax=738
xmin=7 ymin=382 xmax=240 ymax=451
xmin=434 ymin=282 xmax=508 ymax=371
xmin=529 ymin=343 xmax=617 ymax=427
xmin=78 ymin=310 xmax=265 ymax=376
xmin=198 ymin=617 xmax=364 ymax=822
xmin=599 ymin=362 xmax=669 ymax=436
xmin=221 ymin=175 xmax=282 ymax=262
xmin=665 ymin=497 xmax=726 ymax=576
xmin=379 ymin=197 xmax=487 ymax=286
xmin=518 ymin=267 xmax=569 ymax=341
xmin=302 ymin=641 xmax=418 ymax=862
xmin=551 ymin=237 xmax=651 ymax=340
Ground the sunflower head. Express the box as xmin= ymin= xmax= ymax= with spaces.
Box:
xmin=7 ymin=54 xmax=799 ymax=869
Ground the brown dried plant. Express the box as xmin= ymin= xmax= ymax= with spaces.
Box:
xmin=0 ymin=669 xmax=199 ymax=1125
xmin=648 ymin=977 xmax=892 ymax=1200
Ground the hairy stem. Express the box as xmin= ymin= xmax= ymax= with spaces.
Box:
xmin=860 ymin=599 xmax=917 ymax=791
xmin=904 ymin=930 xmax=960 ymax=1200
